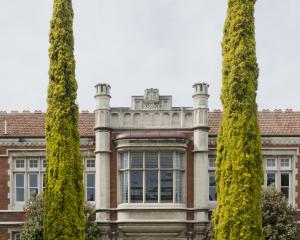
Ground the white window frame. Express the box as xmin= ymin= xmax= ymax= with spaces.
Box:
xmin=266 ymin=171 xmax=277 ymax=186
xmin=280 ymin=158 xmax=291 ymax=169
xmin=42 ymin=158 xmax=47 ymax=170
xmin=13 ymin=157 xmax=45 ymax=206
xmin=266 ymin=158 xmax=277 ymax=170
xmin=11 ymin=155 xmax=96 ymax=209
xmin=12 ymin=231 xmax=21 ymax=240
xmin=119 ymin=150 xmax=185 ymax=204
xmin=208 ymin=171 xmax=217 ymax=202
xmin=15 ymin=173 xmax=25 ymax=203
xmin=28 ymin=173 xmax=39 ymax=200
xmin=15 ymin=159 xmax=25 ymax=170
xmin=208 ymin=158 xmax=216 ymax=169
xmin=264 ymin=156 xmax=292 ymax=204
xmin=86 ymin=159 xmax=95 ymax=169
xmin=208 ymin=157 xmax=216 ymax=203
xmin=84 ymin=159 xmax=95 ymax=202
xmin=28 ymin=159 xmax=39 ymax=170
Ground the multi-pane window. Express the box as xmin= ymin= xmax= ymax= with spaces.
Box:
xmin=42 ymin=159 xmax=47 ymax=169
xmin=85 ymin=159 xmax=95 ymax=202
xmin=208 ymin=172 xmax=216 ymax=201
xmin=15 ymin=159 xmax=25 ymax=169
xmin=209 ymin=158 xmax=216 ymax=168
xmin=208 ymin=156 xmax=293 ymax=203
xmin=28 ymin=173 xmax=38 ymax=200
xmin=13 ymin=157 xmax=96 ymax=205
xmin=29 ymin=159 xmax=38 ymax=169
xmin=266 ymin=158 xmax=276 ymax=168
xmin=86 ymin=159 xmax=95 ymax=168
xmin=12 ymin=232 xmax=21 ymax=240
xmin=15 ymin=174 xmax=25 ymax=202
xmin=13 ymin=158 xmax=45 ymax=204
xmin=265 ymin=157 xmax=292 ymax=202
xmin=119 ymin=151 xmax=184 ymax=203
xmin=208 ymin=158 xmax=216 ymax=202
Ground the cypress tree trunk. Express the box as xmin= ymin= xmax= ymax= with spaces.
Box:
xmin=213 ymin=0 xmax=263 ymax=239
xmin=44 ymin=0 xmax=85 ymax=239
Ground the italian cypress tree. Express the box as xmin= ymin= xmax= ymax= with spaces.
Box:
xmin=213 ymin=0 xmax=263 ymax=239
xmin=44 ymin=0 xmax=85 ymax=239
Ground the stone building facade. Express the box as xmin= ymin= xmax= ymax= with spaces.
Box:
xmin=0 ymin=83 xmax=300 ymax=239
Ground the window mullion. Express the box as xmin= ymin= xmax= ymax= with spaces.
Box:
xmin=24 ymin=172 xmax=27 ymax=202
xmin=128 ymin=152 xmax=131 ymax=203
xmin=289 ymin=172 xmax=291 ymax=204
xmin=39 ymin=157 xmax=42 ymax=194
xmin=173 ymin=152 xmax=176 ymax=203
xmin=277 ymin=170 xmax=280 ymax=192
xmin=143 ymin=152 xmax=145 ymax=203
xmin=28 ymin=174 xmax=30 ymax=200
xmin=158 ymin=151 xmax=161 ymax=203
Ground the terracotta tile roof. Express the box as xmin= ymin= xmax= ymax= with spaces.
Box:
xmin=208 ymin=110 xmax=300 ymax=136
xmin=1 ymin=110 xmax=300 ymax=137
xmin=0 ymin=112 xmax=95 ymax=137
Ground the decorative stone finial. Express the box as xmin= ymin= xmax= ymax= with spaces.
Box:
xmin=144 ymin=88 xmax=160 ymax=104
xmin=193 ymin=82 xmax=209 ymax=95
xmin=95 ymin=83 xmax=111 ymax=96
xmin=192 ymin=82 xmax=209 ymax=109
xmin=95 ymin=83 xmax=111 ymax=110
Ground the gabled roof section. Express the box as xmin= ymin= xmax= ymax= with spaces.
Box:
xmin=1 ymin=110 xmax=300 ymax=137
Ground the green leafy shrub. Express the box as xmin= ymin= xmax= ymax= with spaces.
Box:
xmin=84 ymin=202 xmax=101 ymax=240
xmin=206 ymin=186 xmax=297 ymax=240
xmin=22 ymin=194 xmax=100 ymax=240
xmin=262 ymin=186 xmax=297 ymax=240
xmin=21 ymin=194 xmax=44 ymax=240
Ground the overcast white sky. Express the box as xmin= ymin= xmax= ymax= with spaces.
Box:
xmin=0 ymin=1 xmax=299 ymax=111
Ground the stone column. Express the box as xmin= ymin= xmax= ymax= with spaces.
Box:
xmin=192 ymin=82 xmax=209 ymax=221
xmin=94 ymin=83 xmax=111 ymax=221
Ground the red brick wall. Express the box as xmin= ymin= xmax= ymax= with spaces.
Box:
xmin=296 ymin=213 xmax=300 ymax=236
xmin=0 ymin=212 xmax=24 ymax=222
xmin=0 ymin=147 xmax=6 ymax=155
xmin=0 ymin=146 xmax=9 ymax=210
xmin=294 ymin=147 xmax=300 ymax=209
xmin=0 ymin=227 xmax=9 ymax=240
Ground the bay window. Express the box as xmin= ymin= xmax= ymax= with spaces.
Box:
xmin=119 ymin=151 xmax=184 ymax=204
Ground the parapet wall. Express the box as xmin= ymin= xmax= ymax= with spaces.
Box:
xmin=108 ymin=108 xmax=194 ymax=129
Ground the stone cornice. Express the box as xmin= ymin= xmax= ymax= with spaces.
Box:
xmin=209 ymin=136 xmax=300 ymax=146
xmin=0 ymin=138 xmax=94 ymax=147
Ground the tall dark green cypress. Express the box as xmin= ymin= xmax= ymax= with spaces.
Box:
xmin=213 ymin=0 xmax=263 ymax=239
xmin=44 ymin=0 xmax=85 ymax=239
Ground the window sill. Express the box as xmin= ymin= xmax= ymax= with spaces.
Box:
xmin=117 ymin=203 xmax=186 ymax=210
